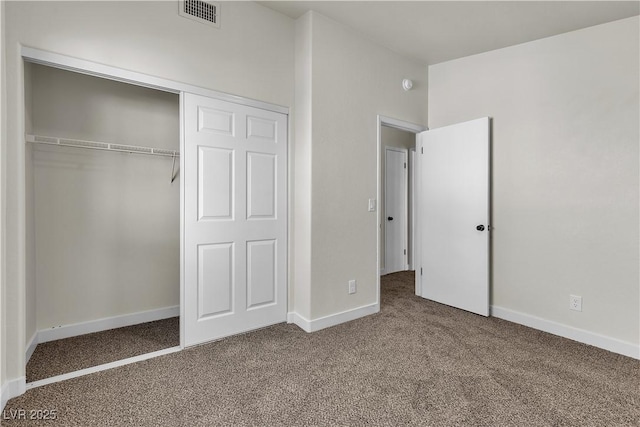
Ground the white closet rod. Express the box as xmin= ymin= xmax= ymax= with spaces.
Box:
xmin=26 ymin=134 xmax=180 ymax=158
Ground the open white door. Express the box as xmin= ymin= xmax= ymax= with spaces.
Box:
xmin=183 ymin=93 xmax=287 ymax=346
xmin=384 ymin=148 xmax=408 ymax=274
xmin=417 ymin=117 xmax=490 ymax=316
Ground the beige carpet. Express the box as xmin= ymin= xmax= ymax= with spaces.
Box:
xmin=6 ymin=271 xmax=639 ymax=426
xmin=27 ymin=317 xmax=180 ymax=382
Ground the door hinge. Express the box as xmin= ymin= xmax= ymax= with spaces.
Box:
xmin=420 ymin=267 xmax=423 ymax=275
xmin=404 ymin=162 xmax=407 ymax=169
xmin=404 ymin=249 xmax=406 ymax=255
xmin=421 ymin=147 xmax=424 ymax=154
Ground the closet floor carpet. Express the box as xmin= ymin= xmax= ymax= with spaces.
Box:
xmin=8 ymin=272 xmax=639 ymax=426
xmin=26 ymin=317 xmax=179 ymax=383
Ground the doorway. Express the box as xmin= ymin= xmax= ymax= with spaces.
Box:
xmin=24 ymin=62 xmax=182 ymax=385
xmin=377 ymin=116 xmax=491 ymax=316
xmin=376 ymin=116 xmax=426 ymax=305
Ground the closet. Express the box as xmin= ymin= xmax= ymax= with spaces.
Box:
xmin=24 ymin=63 xmax=181 ymax=383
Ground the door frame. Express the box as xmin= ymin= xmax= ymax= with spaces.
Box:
xmin=376 ymin=116 xmax=427 ymax=306
xmin=408 ymin=147 xmax=416 ymax=271
xmin=383 ymin=146 xmax=409 ymax=274
xmin=18 ymin=47 xmax=289 ymax=390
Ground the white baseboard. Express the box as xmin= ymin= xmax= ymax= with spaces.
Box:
xmin=289 ymin=312 xmax=311 ymax=331
xmin=491 ymin=305 xmax=639 ymax=360
xmin=291 ymin=303 xmax=380 ymax=333
xmin=25 ymin=331 xmax=38 ymax=363
xmin=1 ymin=377 xmax=26 ymax=412
xmin=379 ymin=268 xmax=386 ymax=275
xmin=38 ymin=305 xmax=179 ymax=344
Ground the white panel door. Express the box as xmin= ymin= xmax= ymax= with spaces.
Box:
xmin=184 ymin=93 xmax=287 ymax=346
xmin=385 ymin=148 xmax=408 ymax=274
xmin=418 ymin=117 xmax=490 ymax=316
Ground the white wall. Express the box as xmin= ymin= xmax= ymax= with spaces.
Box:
xmin=27 ymin=64 xmax=179 ymax=330
xmin=296 ymin=12 xmax=427 ymax=320
xmin=380 ymin=126 xmax=415 ymax=273
xmin=293 ymin=13 xmax=313 ymax=320
xmin=3 ymin=0 xmax=294 ymax=385
xmin=429 ymin=17 xmax=639 ymax=349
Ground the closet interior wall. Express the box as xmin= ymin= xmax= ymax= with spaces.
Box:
xmin=24 ymin=63 xmax=180 ymax=349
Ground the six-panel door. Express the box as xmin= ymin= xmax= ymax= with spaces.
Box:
xmin=184 ymin=93 xmax=287 ymax=346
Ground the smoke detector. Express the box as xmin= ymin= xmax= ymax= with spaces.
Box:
xmin=179 ymin=0 xmax=221 ymax=28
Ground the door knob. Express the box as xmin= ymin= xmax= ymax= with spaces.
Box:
xmin=476 ymin=225 xmax=485 ymax=231
xmin=388 ymin=217 xmax=394 ymax=221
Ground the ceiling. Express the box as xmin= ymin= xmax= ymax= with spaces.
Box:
xmin=258 ymin=1 xmax=640 ymax=65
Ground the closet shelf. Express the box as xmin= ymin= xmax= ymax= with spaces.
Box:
xmin=26 ymin=134 xmax=180 ymax=158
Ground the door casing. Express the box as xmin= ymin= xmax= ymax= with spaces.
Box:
xmin=376 ymin=116 xmax=427 ymax=306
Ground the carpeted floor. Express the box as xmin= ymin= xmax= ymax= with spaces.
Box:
xmin=27 ymin=317 xmax=180 ymax=382
xmin=6 ymin=271 xmax=639 ymax=426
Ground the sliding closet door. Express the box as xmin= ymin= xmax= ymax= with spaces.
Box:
xmin=183 ymin=93 xmax=287 ymax=346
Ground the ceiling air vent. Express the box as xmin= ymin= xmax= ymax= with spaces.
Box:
xmin=179 ymin=0 xmax=220 ymax=28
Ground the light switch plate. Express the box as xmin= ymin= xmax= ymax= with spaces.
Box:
xmin=368 ymin=198 xmax=376 ymax=212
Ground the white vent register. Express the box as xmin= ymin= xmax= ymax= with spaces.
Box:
xmin=179 ymin=0 xmax=220 ymax=28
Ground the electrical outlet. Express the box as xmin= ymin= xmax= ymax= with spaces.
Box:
xmin=348 ymin=279 xmax=357 ymax=294
xmin=569 ymin=295 xmax=582 ymax=312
